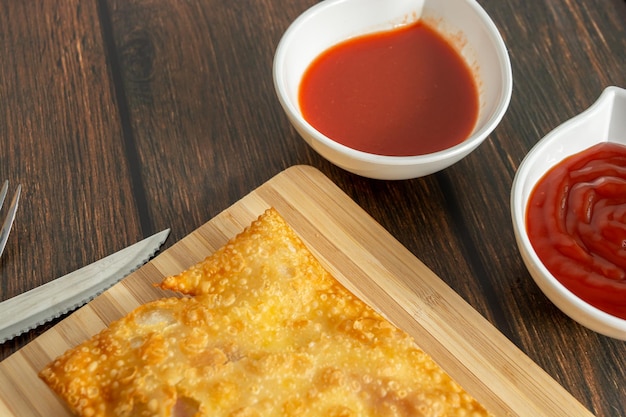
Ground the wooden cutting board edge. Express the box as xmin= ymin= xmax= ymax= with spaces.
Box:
xmin=0 ymin=165 xmax=594 ymax=417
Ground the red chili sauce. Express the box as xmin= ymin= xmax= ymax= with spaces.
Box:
xmin=298 ymin=21 xmax=479 ymax=156
xmin=526 ymin=142 xmax=626 ymax=319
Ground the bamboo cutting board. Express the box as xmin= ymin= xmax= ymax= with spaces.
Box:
xmin=0 ymin=165 xmax=593 ymax=416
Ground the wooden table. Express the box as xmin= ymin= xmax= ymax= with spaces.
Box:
xmin=0 ymin=0 xmax=624 ymax=415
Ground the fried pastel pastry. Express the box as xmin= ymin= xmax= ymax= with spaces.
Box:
xmin=40 ymin=208 xmax=491 ymax=417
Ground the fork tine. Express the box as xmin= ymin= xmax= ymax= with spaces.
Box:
xmin=0 ymin=183 xmax=21 ymax=258
xmin=0 ymin=180 xmax=8 ymax=210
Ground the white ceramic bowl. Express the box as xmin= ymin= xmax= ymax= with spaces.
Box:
xmin=511 ymin=86 xmax=626 ymax=340
xmin=273 ymin=0 xmax=512 ymax=180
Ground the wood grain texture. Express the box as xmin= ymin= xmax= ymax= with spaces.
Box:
xmin=0 ymin=0 xmax=625 ymax=415
xmin=0 ymin=0 xmax=142 ymax=286
xmin=0 ymin=166 xmax=592 ymax=417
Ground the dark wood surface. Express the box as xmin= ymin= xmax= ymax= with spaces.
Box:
xmin=0 ymin=0 xmax=624 ymax=415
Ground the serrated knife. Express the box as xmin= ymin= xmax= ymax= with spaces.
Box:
xmin=0 ymin=229 xmax=170 ymax=343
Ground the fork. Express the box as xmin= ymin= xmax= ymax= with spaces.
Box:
xmin=0 ymin=180 xmax=21 ymax=258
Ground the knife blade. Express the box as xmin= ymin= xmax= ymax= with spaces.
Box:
xmin=0 ymin=229 xmax=170 ymax=343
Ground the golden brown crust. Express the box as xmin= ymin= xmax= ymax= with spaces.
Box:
xmin=40 ymin=208 xmax=491 ymax=417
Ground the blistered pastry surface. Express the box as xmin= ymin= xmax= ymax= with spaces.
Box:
xmin=40 ymin=208 xmax=490 ymax=417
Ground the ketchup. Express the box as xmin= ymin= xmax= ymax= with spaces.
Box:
xmin=526 ymin=142 xmax=626 ymax=319
xmin=298 ymin=21 xmax=479 ymax=156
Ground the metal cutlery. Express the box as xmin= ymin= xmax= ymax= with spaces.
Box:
xmin=0 ymin=180 xmax=21 ymax=259
xmin=0 ymin=228 xmax=170 ymax=343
